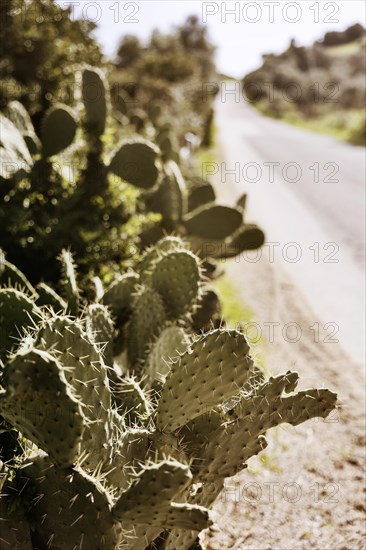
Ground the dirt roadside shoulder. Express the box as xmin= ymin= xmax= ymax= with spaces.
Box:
xmin=201 ymin=148 xmax=366 ymax=550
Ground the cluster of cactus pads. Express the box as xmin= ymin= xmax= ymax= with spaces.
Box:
xmin=0 ymin=65 xmax=265 ymax=270
xmin=0 ymin=237 xmax=337 ymax=549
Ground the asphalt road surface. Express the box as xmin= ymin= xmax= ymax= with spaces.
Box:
xmin=214 ymin=98 xmax=365 ymax=366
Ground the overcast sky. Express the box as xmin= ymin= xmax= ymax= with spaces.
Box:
xmin=58 ymin=1 xmax=366 ymax=77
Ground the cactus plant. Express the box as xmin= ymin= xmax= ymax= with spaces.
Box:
xmin=1 ymin=63 xmax=265 ymax=286
xmin=0 ymin=245 xmax=337 ymax=549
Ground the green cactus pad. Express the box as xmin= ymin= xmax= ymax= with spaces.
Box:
xmin=128 ymin=287 xmax=167 ymax=367
xmin=183 ymin=205 xmax=243 ymax=240
xmin=0 ymin=288 xmax=41 ymax=362
xmin=0 ymin=348 xmax=85 ymax=466
xmin=113 ymin=460 xmax=193 ymax=524
xmin=150 ymin=250 xmax=201 ymax=319
xmin=188 ymin=182 xmax=216 ymax=212
xmin=145 ymin=161 xmax=188 ymax=223
xmin=0 ymin=494 xmax=32 ymax=550
xmin=59 ymin=249 xmax=80 ymax=316
xmin=217 ymin=224 xmax=266 ymax=259
xmin=110 ymin=428 xmax=152 ymax=491
xmin=165 ymin=529 xmax=200 ymax=550
xmin=82 ymin=67 xmax=109 ymax=135
xmin=85 ymin=303 xmax=115 ymax=367
xmin=146 ymin=326 xmax=190 ymax=386
xmin=109 ymin=138 xmax=160 ymax=189
xmin=35 ymin=282 xmax=67 ymax=311
xmin=36 ymin=316 xmax=111 ymax=416
xmin=138 ymin=236 xmax=187 ymax=281
xmin=185 ymin=372 xmax=337 ymax=483
xmin=24 ymin=457 xmax=120 ymax=549
xmin=165 ymin=502 xmax=211 ymax=530
xmin=156 ymin=329 xmax=254 ymax=432
xmin=139 ymin=224 xmax=166 ymax=249
xmin=36 ymin=316 xmax=112 ymax=469
xmin=123 ymin=525 xmax=164 ymax=550
xmin=191 ymin=288 xmax=222 ymax=332
xmin=41 ymin=105 xmax=77 ymax=158
xmin=103 ymin=272 xmax=139 ymax=327
xmin=113 ymin=376 xmax=152 ymax=425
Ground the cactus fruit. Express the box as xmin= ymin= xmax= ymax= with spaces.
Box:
xmin=41 ymin=105 xmax=77 ymax=158
xmin=109 ymin=138 xmax=160 ymax=189
xmin=82 ymin=67 xmax=109 ymax=136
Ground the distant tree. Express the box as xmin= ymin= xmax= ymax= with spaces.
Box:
xmin=0 ymin=0 xmax=103 ymax=129
xmin=178 ymin=15 xmax=213 ymax=53
xmin=323 ymin=23 xmax=365 ymax=46
xmin=116 ymin=35 xmax=142 ymax=68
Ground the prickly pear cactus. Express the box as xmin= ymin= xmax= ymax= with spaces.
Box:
xmin=0 ymin=247 xmax=337 ymax=550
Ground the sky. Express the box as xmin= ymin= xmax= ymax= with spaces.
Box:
xmin=57 ymin=1 xmax=366 ymax=77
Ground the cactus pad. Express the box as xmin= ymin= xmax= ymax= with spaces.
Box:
xmin=24 ymin=456 xmax=119 ymax=549
xmin=82 ymin=67 xmax=109 ymax=135
xmin=0 ymin=348 xmax=84 ymax=466
xmin=41 ymin=105 xmax=77 ymax=158
xmin=156 ymin=329 xmax=254 ymax=432
xmin=0 ymin=289 xmax=41 ymax=362
xmin=109 ymin=138 xmax=160 ymax=189
xmin=128 ymin=287 xmax=167 ymax=367
xmin=183 ymin=205 xmax=243 ymax=240
xmin=146 ymin=326 xmax=190 ymax=386
xmin=150 ymin=250 xmax=201 ymax=319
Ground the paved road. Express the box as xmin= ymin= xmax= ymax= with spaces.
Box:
xmin=215 ymin=99 xmax=365 ymax=366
